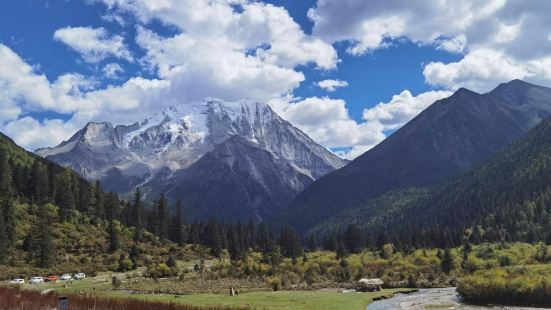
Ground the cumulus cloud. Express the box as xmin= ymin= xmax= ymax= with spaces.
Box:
xmin=271 ymin=89 xmax=450 ymax=159
xmin=362 ymin=90 xmax=452 ymax=130
xmin=423 ymin=49 xmax=527 ymax=92
xmin=0 ymin=44 xmax=54 ymax=119
xmin=3 ymin=117 xmax=79 ymax=151
xmin=0 ymin=43 xmax=171 ymax=149
xmin=316 ymin=79 xmax=349 ymax=92
xmin=272 ymin=96 xmax=385 ymax=156
xmin=308 ymin=0 xmax=551 ymax=92
xmin=54 ymin=26 xmax=132 ymax=63
xmin=1 ymin=1 xmax=339 ymax=150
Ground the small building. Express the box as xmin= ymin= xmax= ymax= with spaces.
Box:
xmin=356 ymin=278 xmax=384 ymax=292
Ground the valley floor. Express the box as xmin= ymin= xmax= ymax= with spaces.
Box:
xmin=14 ymin=276 xmax=411 ymax=310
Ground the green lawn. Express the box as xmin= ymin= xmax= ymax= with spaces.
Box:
xmin=22 ymin=276 xmax=412 ymax=309
xmin=125 ymin=289 xmax=411 ymax=310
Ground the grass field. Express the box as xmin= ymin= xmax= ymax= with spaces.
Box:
xmin=17 ymin=276 xmax=412 ymax=310
xmin=123 ymin=289 xmax=412 ymax=310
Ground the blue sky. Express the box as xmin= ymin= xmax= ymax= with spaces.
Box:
xmin=0 ymin=0 xmax=549 ymax=158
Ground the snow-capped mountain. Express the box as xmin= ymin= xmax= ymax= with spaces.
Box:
xmin=36 ymin=98 xmax=347 ymax=221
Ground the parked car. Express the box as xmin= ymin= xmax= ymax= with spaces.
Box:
xmin=45 ymin=275 xmax=59 ymax=282
xmin=9 ymin=278 xmax=25 ymax=284
xmin=29 ymin=277 xmax=44 ymax=284
xmin=73 ymin=273 xmax=85 ymax=280
xmin=60 ymin=274 xmax=72 ymax=281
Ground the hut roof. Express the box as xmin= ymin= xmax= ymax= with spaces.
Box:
xmin=358 ymin=278 xmax=384 ymax=285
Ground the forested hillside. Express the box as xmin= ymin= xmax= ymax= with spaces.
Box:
xmin=281 ymin=80 xmax=551 ymax=234
xmin=0 ymin=132 xmax=189 ymax=277
xmin=368 ymin=115 xmax=551 ymax=247
xmin=0 ymin=131 xmax=309 ymax=279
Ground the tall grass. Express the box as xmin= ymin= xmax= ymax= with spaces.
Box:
xmin=0 ymin=286 xmax=247 ymax=310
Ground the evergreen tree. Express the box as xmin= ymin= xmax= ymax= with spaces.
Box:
xmin=441 ymin=248 xmax=455 ymax=274
xmin=227 ymin=225 xmax=243 ymax=260
xmin=108 ymin=220 xmax=120 ymax=253
xmin=169 ymin=199 xmax=184 ymax=245
xmin=29 ymin=161 xmax=49 ymax=203
xmin=279 ymin=226 xmax=302 ymax=259
xmin=323 ymin=235 xmax=338 ymax=251
xmin=129 ymin=245 xmax=139 ymax=269
xmin=104 ymin=192 xmax=119 ymax=222
xmin=131 ymin=188 xmax=144 ymax=241
xmin=3 ymin=200 xmax=16 ymax=248
xmin=0 ymin=211 xmax=8 ymax=264
xmin=306 ymin=233 xmax=318 ymax=251
xmin=156 ymin=193 xmax=169 ymax=240
xmin=33 ymin=204 xmax=54 ymax=268
xmin=202 ymin=218 xmax=222 ymax=257
xmin=256 ymin=223 xmax=272 ymax=253
xmin=91 ymin=181 xmax=105 ymax=220
xmin=336 ymin=240 xmax=348 ymax=258
xmin=0 ymin=150 xmax=13 ymax=198
xmin=343 ymin=224 xmax=363 ymax=253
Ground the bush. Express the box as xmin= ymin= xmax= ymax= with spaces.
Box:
xmin=267 ymin=276 xmax=281 ymax=291
xmin=458 ymin=266 xmax=551 ymax=307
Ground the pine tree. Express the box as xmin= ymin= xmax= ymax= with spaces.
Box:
xmin=169 ymin=199 xmax=184 ymax=245
xmin=131 ymin=188 xmax=144 ymax=241
xmin=91 ymin=181 xmax=105 ymax=220
xmin=29 ymin=161 xmax=49 ymax=203
xmin=202 ymin=218 xmax=222 ymax=257
xmin=306 ymin=233 xmax=317 ymax=251
xmin=0 ymin=150 xmax=13 ymax=198
xmin=34 ymin=204 xmax=54 ymax=268
xmin=441 ymin=248 xmax=455 ymax=274
xmin=3 ymin=200 xmax=16 ymax=248
xmin=336 ymin=240 xmax=348 ymax=258
xmin=108 ymin=220 xmax=120 ymax=253
xmin=323 ymin=235 xmax=338 ymax=251
xmin=279 ymin=226 xmax=302 ymax=259
xmin=343 ymin=224 xmax=363 ymax=253
xmin=0 ymin=211 xmax=8 ymax=264
xmin=227 ymin=225 xmax=243 ymax=260
xmin=129 ymin=245 xmax=139 ymax=269
xmin=256 ymin=223 xmax=272 ymax=253
xmin=156 ymin=193 xmax=169 ymax=240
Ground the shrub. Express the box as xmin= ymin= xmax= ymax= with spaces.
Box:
xmin=267 ymin=276 xmax=282 ymax=291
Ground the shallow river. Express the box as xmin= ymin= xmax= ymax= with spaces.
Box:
xmin=367 ymin=287 xmax=549 ymax=310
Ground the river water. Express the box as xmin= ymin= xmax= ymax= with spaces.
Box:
xmin=367 ymin=287 xmax=549 ymax=310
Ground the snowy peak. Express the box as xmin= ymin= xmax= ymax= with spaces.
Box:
xmin=36 ymin=97 xmax=347 ymax=221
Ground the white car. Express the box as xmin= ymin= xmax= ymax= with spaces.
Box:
xmin=10 ymin=278 xmax=25 ymax=284
xmin=60 ymin=274 xmax=72 ymax=281
xmin=73 ymin=273 xmax=85 ymax=280
xmin=29 ymin=277 xmax=44 ymax=284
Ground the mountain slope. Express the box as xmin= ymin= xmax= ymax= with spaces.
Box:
xmin=37 ymin=98 xmax=347 ymax=221
xmin=383 ymin=114 xmax=551 ymax=245
xmin=282 ymin=80 xmax=551 ymax=233
xmin=157 ymin=136 xmax=313 ymax=221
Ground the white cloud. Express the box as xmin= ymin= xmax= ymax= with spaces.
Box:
xmin=102 ymin=63 xmax=124 ymax=79
xmin=0 ymin=44 xmax=54 ymax=119
xmin=317 ymin=79 xmax=348 ymax=92
xmin=423 ymin=49 xmax=531 ymax=92
xmin=2 ymin=1 xmax=339 ymax=150
xmin=54 ymin=26 xmax=132 ymax=63
xmin=362 ymin=90 xmax=452 ymax=130
xmin=271 ymin=90 xmax=450 ymax=159
xmin=272 ymin=96 xmax=385 ymax=156
xmin=3 ymin=117 xmax=79 ymax=151
xmin=437 ymin=35 xmax=467 ymax=54
xmin=309 ymin=0 xmax=551 ymax=92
